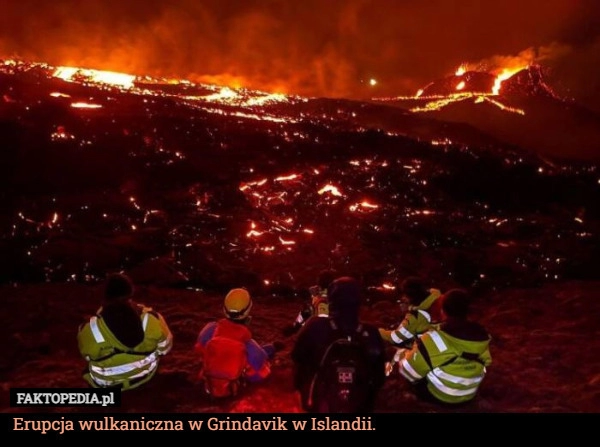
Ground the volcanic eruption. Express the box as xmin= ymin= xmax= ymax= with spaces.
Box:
xmin=372 ymin=63 xmax=600 ymax=161
xmin=0 ymin=54 xmax=599 ymax=415
xmin=1 ymin=58 xmax=598 ymax=295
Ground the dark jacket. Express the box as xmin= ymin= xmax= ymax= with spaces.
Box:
xmin=291 ymin=276 xmax=387 ymax=412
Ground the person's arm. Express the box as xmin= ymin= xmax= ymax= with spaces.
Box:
xmin=147 ymin=311 xmax=173 ymax=356
xmin=244 ymin=339 xmax=271 ymax=382
xmin=291 ymin=321 xmax=316 ymax=390
xmin=282 ymin=305 xmax=312 ymax=336
xmin=194 ymin=321 xmax=216 ymax=355
xmin=379 ymin=312 xmax=420 ymax=346
xmin=479 ymin=343 xmax=492 ymax=367
xmin=417 ymin=288 xmax=442 ymax=310
xmin=398 ymin=334 xmax=432 ymax=383
xmin=77 ymin=320 xmax=101 ymax=361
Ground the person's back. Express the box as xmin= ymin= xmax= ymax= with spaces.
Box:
xmin=398 ymin=288 xmax=492 ymax=405
xmin=291 ymin=276 xmax=386 ymax=413
xmin=77 ymin=273 xmax=173 ymax=390
xmin=195 ymin=288 xmax=277 ymax=398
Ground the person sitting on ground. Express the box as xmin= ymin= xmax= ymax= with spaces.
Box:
xmin=291 ymin=276 xmax=386 ymax=412
xmin=396 ymin=288 xmax=492 ymax=405
xmin=194 ymin=288 xmax=281 ymax=398
xmin=379 ymin=276 xmax=442 ymax=348
xmin=77 ymin=272 xmax=173 ymax=390
xmin=282 ymin=269 xmax=337 ymax=337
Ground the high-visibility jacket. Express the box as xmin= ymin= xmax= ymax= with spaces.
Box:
xmin=379 ymin=288 xmax=442 ymax=346
xmin=77 ymin=303 xmax=173 ymax=390
xmin=311 ymin=293 xmax=329 ymax=318
xmin=285 ymin=291 xmax=329 ymax=337
xmin=294 ymin=291 xmax=329 ymax=326
xmin=399 ymin=320 xmax=492 ymax=404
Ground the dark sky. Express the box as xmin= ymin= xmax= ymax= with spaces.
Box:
xmin=1 ymin=0 xmax=600 ymax=111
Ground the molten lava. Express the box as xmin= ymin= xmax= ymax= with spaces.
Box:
xmin=375 ymin=63 xmax=539 ymax=115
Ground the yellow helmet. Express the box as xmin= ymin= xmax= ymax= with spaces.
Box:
xmin=223 ymin=288 xmax=253 ymax=321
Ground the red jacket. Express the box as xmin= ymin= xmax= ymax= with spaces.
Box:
xmin=195 ymin=318 xmax=271 ymax=383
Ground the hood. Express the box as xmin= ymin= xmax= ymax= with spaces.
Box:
xmin=327 ymin=276 xmax=361 ymax=335
xmin=101 ymin=302 xmax=145 ymax=348
xmin=441 ymin=319 xmax=491 ymax=355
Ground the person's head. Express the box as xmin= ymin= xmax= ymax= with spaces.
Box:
xmin=104 ymin=273 xmax=134 ymax=303
xmin=400 ymin=276 xmax=430 ymax=305
xmin=327 ymin=276 xmax=361 ymax=333
xmin=440 ymin=288 xmax=470 ymax=320
xmin=223 ymin=288 xmax=253 ymax=322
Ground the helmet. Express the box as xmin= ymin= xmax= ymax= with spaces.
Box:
xmin=223 ymin=288 xmax=253 ymax=321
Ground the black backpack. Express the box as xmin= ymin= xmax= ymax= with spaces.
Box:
xmin=308 ymin=321 xmax=372 ymax=413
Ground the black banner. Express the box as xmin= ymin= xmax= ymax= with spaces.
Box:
xmin=2 ymin=412 xmax=595 ymax=439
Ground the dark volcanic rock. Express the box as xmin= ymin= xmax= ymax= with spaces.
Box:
xmin=1 ymin=61 xmax=599 ymax=296
xmin=502 ymin=65 xmax=558 ymax=98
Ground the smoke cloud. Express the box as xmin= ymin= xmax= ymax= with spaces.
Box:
xmin=1 ymin=0 xmax=599 ymax=110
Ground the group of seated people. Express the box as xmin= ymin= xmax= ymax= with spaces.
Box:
xmin=77 ymin=271 xmax=492 ymax=412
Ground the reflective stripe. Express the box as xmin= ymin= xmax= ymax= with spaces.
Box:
xmin=89 ymin=317 xmax=105 ymax=343
xmin=417 ymin=309 xmax=431 ymax=322
xmin=399 ymin=358 xmax=422 ymax=382
xmin=391 ymin=326 xmax=414 ymax=344
xmin=429 ymin=331 xmax=448 ymax=352
xmin=427 ymin=371 xmax=478 ymax=397
xmin=91 ymin=352 xmax=159 ymax=377
xmin=432 ymin=367 xmax=484 ymax=386
xmin=90 ymin=311 xmax=150 ymax=343
xmin=393 ymin=348 xmax=406 ymax=363
xmin=317 ymin=312 xmax=328 ymax=317
xmin=157 ymin=334 xmax=173 ymax=354
xmin=91 ymin=361 xmax=158 ymax=387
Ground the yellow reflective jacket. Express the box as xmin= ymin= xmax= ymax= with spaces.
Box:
xmin=399 ymin=321 xmax=492 ymax=404
xmin=294 ymin=291 xmax=329 ymax=327
xmin=77 ymin=303 xmax=173 ymax=390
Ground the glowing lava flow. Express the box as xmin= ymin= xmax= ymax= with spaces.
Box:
xmin=54 ymin=66 xmax=135 ymax=89
xmin=378 ymin=64 xmax=528 ymax=115
xmin=50 ymin=63 xmax=295 ymax=110
xmin=2 ymin=59 xmax=298 ymax=120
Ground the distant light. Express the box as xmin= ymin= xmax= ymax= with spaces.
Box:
xmin=369 ymin=79 xmax=377 ymax=86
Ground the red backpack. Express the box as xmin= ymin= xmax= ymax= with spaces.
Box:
xmin=200 ymin=321 xmax=250 ymax=398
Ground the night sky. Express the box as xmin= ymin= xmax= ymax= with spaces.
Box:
xmin=1 ymin=0 xmax=600 ymax=111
